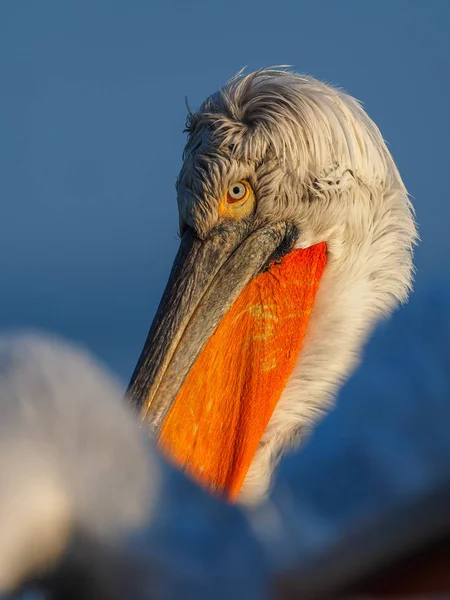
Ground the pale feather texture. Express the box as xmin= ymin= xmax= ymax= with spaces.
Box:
xmin=0 ymin=334 xmax=159 ymax=596
xmin=177 ymin=69 xmax=418 ymax=503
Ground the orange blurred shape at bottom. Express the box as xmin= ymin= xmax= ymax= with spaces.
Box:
xmin=159 ymin=242 xmax=327 ymax=501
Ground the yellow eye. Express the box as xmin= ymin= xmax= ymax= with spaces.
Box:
xmin=219 ymin=180 xmax=255 ymax=220
xmin=227 ymin=182 xmax=249 ymax=204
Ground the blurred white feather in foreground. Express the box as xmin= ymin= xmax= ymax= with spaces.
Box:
xmin=0 ymin=335 xmax=159 ymax=597
xmin=1 ymin=281 xmax=450 ymax=599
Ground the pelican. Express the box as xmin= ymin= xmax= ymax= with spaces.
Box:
xmin=127 ymin=68 xmax=417 ymax=504
xmin=0 ymin=67 xmax=421 ymax=598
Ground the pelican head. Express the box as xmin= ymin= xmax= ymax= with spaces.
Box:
xmin=128 ymin=69 xmax=417 ymax=504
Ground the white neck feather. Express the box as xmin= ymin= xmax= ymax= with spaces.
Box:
xmin=241 ymin=173 xmax=416 ymax=504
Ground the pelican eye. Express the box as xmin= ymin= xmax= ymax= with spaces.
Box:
xmin=219 ymin=180 xmax=255 ymax=220
xmin=226 ymin=181 xmax=250 ymax=204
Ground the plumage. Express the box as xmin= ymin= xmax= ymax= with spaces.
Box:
xmin=0 ymin=335 xmax=158 ymax=598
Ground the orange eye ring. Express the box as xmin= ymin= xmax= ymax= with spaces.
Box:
xmin=226 ymin=180 xmax=251 ymax=205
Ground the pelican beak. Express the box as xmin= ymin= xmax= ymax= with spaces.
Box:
xmin=128 ymin=222 xmax=327 ymax=500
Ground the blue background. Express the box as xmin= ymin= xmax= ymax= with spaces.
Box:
xmin=1 ymin=0 xmax=449 ymax=380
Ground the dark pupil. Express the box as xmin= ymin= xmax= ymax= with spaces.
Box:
xmin=233 ymin=186 xmax=241 ymax=195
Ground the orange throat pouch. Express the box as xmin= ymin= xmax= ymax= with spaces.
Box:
xmin=159 ymin=242 xmax=327 ymax=501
